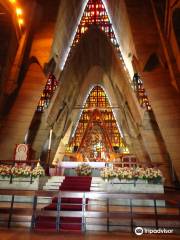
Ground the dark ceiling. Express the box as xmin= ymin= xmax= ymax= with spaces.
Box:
xmin=0 ymin=5 xmax=12 ymax=67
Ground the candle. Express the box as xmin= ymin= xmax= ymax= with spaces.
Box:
xmin=48 ymin=129 xmax=53 ymax=150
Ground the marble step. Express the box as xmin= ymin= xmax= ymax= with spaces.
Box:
xmin=45 ymin=182 xmax=62 ymax=186
xmin=48 ymin=177 xmax=65 ymax=181
xmin=43 ymin=185 xmax=60 ymax=190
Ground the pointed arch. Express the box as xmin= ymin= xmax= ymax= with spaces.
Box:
xmin=72 ymin=0 xmax=120 ymax=52
xmin=60 ymin=0 xmax=124 ymax=70
xmin=72 ymin=84 xmax=124 ymax=137
xmin=66 ymin=85 xmax=128 ymax=161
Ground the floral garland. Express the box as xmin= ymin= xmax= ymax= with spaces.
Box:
xmin=11 ymin=166 xmax=32 ymax=177
xmin=75 ymin=163 xmax=92 ymax=176
xmin=100 ymin=167 xmax=163 ymax=183
xmin=0 ymin=164 xmax=45 ymax=178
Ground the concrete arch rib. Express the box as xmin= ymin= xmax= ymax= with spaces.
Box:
xmin=46 ymin=26 xmax=148 ymax=163
xmin=46 ymin=26 xmax=142 ymax=127
xmin=71 ymin=65 xmax=125 ymax=137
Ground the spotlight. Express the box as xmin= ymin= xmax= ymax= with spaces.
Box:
xmin=16 ymin=8 xmax=23 ymax=16
xmin=9 ymin=0 xmax=16 ymax=4
xmin=18 ymin=18 xmax=24 ymax=26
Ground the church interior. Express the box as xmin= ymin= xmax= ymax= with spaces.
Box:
xmin=0 ymin=0 xmax=180 ymax=238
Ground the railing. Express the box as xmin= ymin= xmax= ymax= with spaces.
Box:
xmin=0 ymin=190 xmax=180 ymax=233
xmin=0 ymin=189 xmax=58 ymax=229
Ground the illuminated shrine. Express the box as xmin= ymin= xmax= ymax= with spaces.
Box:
xmin=65 ymin=86 xmax=128 ymax=162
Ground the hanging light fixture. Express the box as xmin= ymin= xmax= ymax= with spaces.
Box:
xmin=16 ymin=7 xmax=23 ymax=16
xmin=9 ymin=0 xmax=16 ymax=3
xmin=9 ymin=0 xmax=25 ymax=28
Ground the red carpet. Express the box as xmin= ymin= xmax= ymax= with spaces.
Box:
xmin=35 ymin=176 xmax=92 ymax=232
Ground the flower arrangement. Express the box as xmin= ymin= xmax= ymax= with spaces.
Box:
xmin=0 ymin=165 xmax=11 ymax=178
xmin=11 ymin=166 xmax=32 ymax=177
xmin=116 ymin=167 xmax=134 ymax=180
xmin=100 ymin=167 xmax=117 ymax=180
xmin=100 ymin=166 xmax=163 ymax=183
xmin=134 ymin=167 xmax=163 ymax=182
xmin=0 ymin=163 xmax=45 ymax=178
xmin=31 ymin=163 xmax=45 ymax=177
xmin=75 ymin=163 xmax=92 ymax=176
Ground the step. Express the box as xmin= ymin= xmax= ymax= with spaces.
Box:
xmin=90 ymin=187 xmax=104 ymax=191
xmin=48 ymin=178 xmax=64 ymax=183
xmin=35 ymin=216 xmax=82 ymax=231
xmin=91 ymin=177 xmax=104 ymax=183
xmin=52 ymin=197 xmax=83 ymax=204
xmin=49 ymin=176 xmax=65 ymax=180
xmin=43 ymin=183 xmax=61 ymax=188
xmin=37 ymin=196 xmax=52 ymax=204
xmin=43 ymin=186 xmax=59 ymax=190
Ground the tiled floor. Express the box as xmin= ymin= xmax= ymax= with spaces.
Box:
xmin=0 ymin=229 xmax=179 ymax=240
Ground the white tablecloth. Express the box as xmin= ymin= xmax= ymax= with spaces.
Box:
xmin=58 ymin=162 xmax=106 ymax=169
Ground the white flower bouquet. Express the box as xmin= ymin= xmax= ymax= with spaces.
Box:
xmin=100 ymin=167 xmax=117 ymax=180
xmin=133 ymin=167 xmax=163 ymax=182
xmin=75 ymin=163 xmax=92 ymax=176
xmin=11 ymin=166 xmax=32 ymax=177
xmin=31 ymin=163 xmax=45 ymax=178
xmin=0 ymin=165 xmax=11 ymax=177
xmin=100 ymin=166 xmax=163 ymax=183
xmin=116 ymin=167 xmax=134 ymax=180
xmin=0 ymin=163 xmax=45 ymax=178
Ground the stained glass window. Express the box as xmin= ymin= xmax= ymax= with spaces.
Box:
xmin=133 ymin=73 xmax=151 ymax=111
xmin=36 ymin=0 xmax=124 ymax=113
xmin=71 ymin=0 xmax=121 ymax=55
xmin=66 ymin=86 xmax=127 ymax=161
xmin=37 ymin=74 xmax=59 ymax=112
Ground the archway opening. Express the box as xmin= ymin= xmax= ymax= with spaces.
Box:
xmin=64 ymin=85 xmax=129 ymax=163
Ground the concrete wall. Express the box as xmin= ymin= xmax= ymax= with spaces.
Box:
xmin=45 ymin=27 xmax=170 ymax=179
xmin=0 ymin=63 xmax=46 ymax=159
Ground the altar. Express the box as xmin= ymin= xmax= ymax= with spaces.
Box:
xmin=57 ymin=161 xmax=106 ymax=176
xmin=59 ymin=161 xmax=106 ymax=168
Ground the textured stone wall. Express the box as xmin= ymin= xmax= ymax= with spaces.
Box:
xmin=142 ymin=70 xmax=180 ymax=180
xmin=0 ymin=63 xmax=46 ymax=159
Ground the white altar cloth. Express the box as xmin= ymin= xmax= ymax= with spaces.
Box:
xmin=58 ymin=161 xmax=106 ymax=169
